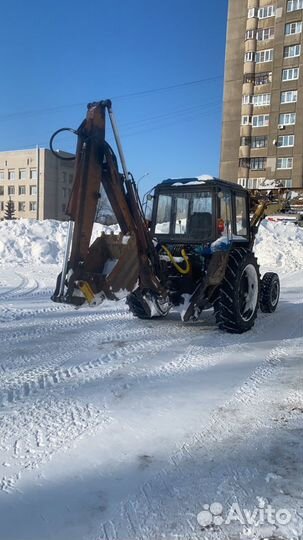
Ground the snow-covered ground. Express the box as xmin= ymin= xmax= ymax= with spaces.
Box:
xmin=0 ymin=219 xmax=302 ymax=540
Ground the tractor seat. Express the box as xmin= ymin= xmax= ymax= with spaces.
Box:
xmin=188 ymin=212 xmax=212 ymax=238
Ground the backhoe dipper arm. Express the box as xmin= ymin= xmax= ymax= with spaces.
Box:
xmin=52 ymin=100 xmax=164 ymax=307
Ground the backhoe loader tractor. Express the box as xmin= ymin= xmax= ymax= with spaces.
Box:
xmin=51 ymin=100 xmax=280 ymax=333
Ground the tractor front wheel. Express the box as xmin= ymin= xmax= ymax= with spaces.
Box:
xmin=126 ymin=289 xmax=171 ymax=320
xmin=260 ymin=272 xmax=280 ymax=313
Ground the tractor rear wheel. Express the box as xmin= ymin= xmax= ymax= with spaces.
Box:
xmin=260 ymin=272 xmax=280 ymax=313
xmin=214 ymin=248 xmax=260 ymax=333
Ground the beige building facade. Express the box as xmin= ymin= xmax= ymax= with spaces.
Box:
xmin=0 ymin=148 xmax=75 ymax=220
xmin=221 ymin=0 xmax=303 ymax=189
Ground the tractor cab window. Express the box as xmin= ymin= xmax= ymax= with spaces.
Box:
xmin=154 ymin=190 xmax=213 ymax=239
xmin=188 ymin=192 xmax=212 ymax=239
xmin=155 ymin=194 xmax=172 ymax=234
xmin=235 ymin=194 xmax=248 ymax=236
xmin=174 ymin=196 xmax=190 ymax=234
xmin=218 ymin=191 xmax=232 ymax=237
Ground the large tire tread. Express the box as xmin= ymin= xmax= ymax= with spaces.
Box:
xmin=214 ymin=248 xmax=260 ymax=334
xmin=260 ymin=272 xmax=280 ymax=313
xmin=126 ymin=290 xmax=152 ymax=319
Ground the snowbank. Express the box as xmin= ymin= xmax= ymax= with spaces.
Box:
xmin=255 ymin=219 xmax=303 ymax=273
xmin=0 ymin=219 xmax=119 ymax=266
xmin=0 ymin=218 xmax=302 ymax=271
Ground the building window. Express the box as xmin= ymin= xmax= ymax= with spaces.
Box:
xmin=8 ymin=170 xmax=15 ymax=181
xmin=277 ymin=157 xmax=293 ymax=169
xmin=281 ymin=179 xmax=293 ymax=187
xmin=252 ymin=136 xmax=268 ymax=148
xmin=256 ymin=27 xmax=274 ymax=40
xmin=241 ymin=115 xmax=252 ymax=125
xmin=282 ymin=67 xmax=299 ymax=81
xmin=19 ymin=169 xmax=26 ymax=180
xmin=279 ymin=112 xmax=296 ymax=125
xmin=245 ymin=29 xmax=255 ymax=40
xmin=239 ymin=158 xmax=266 ymax=170
xmin=278 ymin=135 xmax=295 ymax=147
xmin=250 ymin=158 xmax=267 ymax=171
xmin=18 ymin=202 xmax=26 ymax=212
xmin=285 ymin=21 xmax=302 ymax=35
xmin=240 ymin=137 xmax=251 ymax=146
xmin=242 ymin=94 xmax=271 ymax=106
xmin=284 ymin=44 xmax=301 ymax=58
xmin=244 ymin=51 xmax=255 ymax=62
xmin=248 ymin=7 xmax=258 ymax=18
xmin=254 ymin=72 xmax=272 ymax=85
xmin=240 ymin=136 xmax=268 ymax=148
xmin=18 ymin=186 xmax=26 ymax=195
xmin=243 ymin=73 xmax=254 ymax=84
xmin=0 ymin=186 xmax=4 ymax=196
xmin=69 ymin=174 xmax=73 ymax=184
xmin=281 ymin=90 xmax=298 ymax=103
xmin=253 ymin=93 xmax=271 ymax=106
xmin=252 ymin=114 xmax=269 ymax=127
xmin=62 ymin=171 xmax=67 ymax=183
xmin=30 ymin=185 xmax=37 ymax=196
xmin=242 ymin=95 xmax=251 ymax=105
xmin=287 ymin=0 xmax=303 ymax=12
xmin=8 ymin=186 xmax=15 ymax=195
xmin=0 ymin=202 xmax=4 ymax=211
xmin=256 ymin=49 xmax=273 ymax=63
xmin=0 ymin=170 xmax=4 ymax=180
xmin=30 ymin=169 xmax=37 ymax=180
xmin=30 ymin=201 xmax=37 ymax=211
xmin=258 ymin=6 xmax=275 ymax=18
xmin=239 ymin=158 xmax=250 ymax=168
xmin=238 ymin=178 xmax=247 ymax=187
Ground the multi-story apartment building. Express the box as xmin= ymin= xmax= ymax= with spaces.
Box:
xmin=0 ymin=148 xmax=75 ymax=220
xmin=220 ymin=0 xmax=303 ymax=189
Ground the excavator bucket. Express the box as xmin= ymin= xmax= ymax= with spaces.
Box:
xmin=80 ymin=232 xmax=140 ymax=303
xmin=52 ymin=230 xmax=140 ymax=307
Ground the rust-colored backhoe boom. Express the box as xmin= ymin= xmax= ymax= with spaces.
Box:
xmin=52 ymin=100 xmax=164 ymax=307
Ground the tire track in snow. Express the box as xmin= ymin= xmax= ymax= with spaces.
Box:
xmin=0 ymin=272 xmax=28 ymax=299
xmin=0 ymin=308 xmax=133 ymax=346
xmin=0 ymin=399 xmax=109 ymax=493
xmin=0 ymin=310 xmax=201 ymax=374
xmin=1 ymin=313 xmax=291 ymax=497
xmin=0 ymin=323 xmax=204 ymax=406
xmin=97 ymin=326 xmax=303 ymax=540
xmin=0 ymin=330 xmax=198 ymax=492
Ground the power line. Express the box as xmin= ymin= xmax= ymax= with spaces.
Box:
xmin=50 ymin=100 xmax=221 ymax=137
xmin=0 ymin=98 xmax=222 ymax=151
xmin=111 ymin=75 xmax=223 ymax=100
xmin=120 ymin=105 xmax=222 ymax=139
xmin=0 ymin=75 xmax=223 ymax=122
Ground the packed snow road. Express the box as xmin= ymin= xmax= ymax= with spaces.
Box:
xmin=0 ymin=220 xmax=302 ymax=540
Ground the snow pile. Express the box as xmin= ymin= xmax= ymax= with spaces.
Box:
xmin=255 ymin=219 xmax=303 ymax=273
xmin=0 ymin=218 xmax=302 ymax=270
xmin=0 ymin=219 xmax=119 ymax=266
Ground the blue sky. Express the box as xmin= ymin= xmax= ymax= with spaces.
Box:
xmin=0 ymin=0 xmax=228 ymax=194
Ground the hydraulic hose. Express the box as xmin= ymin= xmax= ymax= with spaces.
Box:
xmin=161 ymin=245 xmax=191 ymax=275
